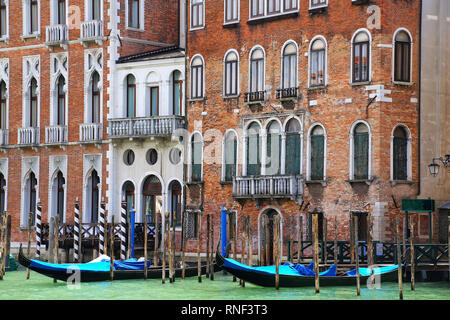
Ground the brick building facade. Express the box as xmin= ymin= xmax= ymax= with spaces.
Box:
xmin=185 ymin=0 xmax=421 ymax=260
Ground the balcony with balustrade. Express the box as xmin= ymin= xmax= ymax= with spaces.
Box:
xmin=44 ymin=125 xmax=68 ymax=147
xmin=80 ymin=20 xmax=104 ymax=46
xmin=18 ymin=127 xmax=40 ymax=147
xmin=233 ymin=174 xmax=304 ymax=202
xmin=276 ymin=87 xmax=301 ymax=102
xmin=80 ymin=123 xmax=103 ymax=144
xmin=108 ymin=115 xmax=186 ymax=139
xmin=45 ymin=24 xmax=69 ymax=50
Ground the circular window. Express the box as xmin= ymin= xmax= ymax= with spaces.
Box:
xmin=146 ymin=148 xmax=158 ymax=165
xmin=169 ymin=148 xmax=182 ymax=165
xmin=123 ymin=149 xmax=135 ymax=166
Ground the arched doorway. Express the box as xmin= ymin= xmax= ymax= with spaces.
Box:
xmin=142 ymin=175 xmax=162 ymax=225
xmin=259 ymin=209 xmax=281 ymax=266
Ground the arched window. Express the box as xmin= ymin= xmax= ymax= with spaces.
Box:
xmin=191 ymin=133 xmax=203 ymax=182
xmin=310 ymin=125 xmax=325 ymax=180
xmin=282 ymin=42 xmax=297 ymax=89
xmin=0 ymin=80 xmax=6 ymax=130
xmin=0 ymin=172 xmax=5 ymax=213
xmin=224 ymin=51 xmax=238 ymax=97
xmin=52 ymin=171 xmax=65 ymax=224
xmin=172 ymin=70 xmax=182 ymax=115
xmin=223 ymin=131 xmax=237 ymax=182
xmin=29 ymin=78 xmax=38 ymax=127
xmin=190 ymin=56 xmax=203 ymax=99
xmin=285 ymin=118 xmax=302 ymax=175
xmin=142 ymin=175 xmax=162 ymax=225
xmin=169 ymin=180 xmax=182 ymax=227
xmin=246 ymin=122 xmax=261 ymax=176
xmin=24 ymin=172 xmax=37 ymax=227
xmin=353 ymin=123 xmax=369 ymax=180
xmin=352 ymin=30 xmax=370 ymax=83
xmin=122 ymin=180 xmax=135 ymax=219
xmin=392 ymin=126 xmax=408 ymax=181
xmin=56 ymin=75 xmax=65 ymax=126
xmin=309 ymin=38 xmax=326 ymax=87
xmin=87 ymin=170 xmax=100 ymax=223
xmin=126 ymin=74 xmax=136 ymax=118
xmin=394 ymin=30 xmax=411 ymax=82
xmin=90 ymin=71 xmax=100 ymax=123
xmin=266 ymin=121 xmax=281 ymax=175
xmin=249 ymin=48 xmax=265 ymax=93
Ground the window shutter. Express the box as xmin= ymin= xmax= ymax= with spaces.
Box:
xmin=192 ymin=140 xmax=202 ymax=182
xmin=393 ymin=136 xmax=407 ymax=180
xmin=354 ymin=133 xmax=369 ymax=180
xmin=310 ymin=135 xmax=324 ymax=180
xmin=285 ymin=133 xmax=301 ymax=175
xmin=266 ymin=134 xmax=281 ymax=175
xmin=225 ymin=137 xmax=236 ymax=181
xmin=247 ymin=135 xmax=261 ymax=176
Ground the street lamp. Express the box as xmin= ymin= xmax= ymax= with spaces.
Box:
xmin=428 ymin=155 xmax=450 ymax=177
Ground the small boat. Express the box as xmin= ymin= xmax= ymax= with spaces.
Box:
xmin=216 ymin=251 xmax=398 ymax=288
xmin=19 ymin=245 xmax=218 ymax=283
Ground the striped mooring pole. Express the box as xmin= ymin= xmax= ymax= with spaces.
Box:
xmin=120 ymin=201 xmax=127 ymax=260
xmin=99 ymin=199 xmax=106 ymax=255
xmin=35 ymin=201 xmax=42 ymax=258
xmin=73 ymin=199 xmax=81 ymax=263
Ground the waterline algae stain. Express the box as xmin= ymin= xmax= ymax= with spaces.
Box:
xmin=0 ymin=271 xmax=449 ymax=300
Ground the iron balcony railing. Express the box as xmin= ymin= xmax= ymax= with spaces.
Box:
xmin=233 ymin=174 xmax=304 ymax=199
xmin=276 ymin=87 xmax=299 ymax=100
xmin=45 ymin=24 xmax=69 ymax=44
xmin=80 ymin=20 xmax=104 ymax=41
xmin=45 ymin=125 xmax=68 ymax=144
xmin=18 ymin=127 xmax=40 ymax=145
xmin=80 ymin=123 xmax=102 ymax=142
xmin=244 ymin=91 xmax=266 ymax=103
xmin=108 ymin=115 xmax=185 ymax=139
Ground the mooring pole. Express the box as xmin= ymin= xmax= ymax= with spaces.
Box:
xmin=334 ymin=215 xmax=338 ymax=266
xmin=0 ymin=213 xmax=6 ymax=279
xmin=154 ymin=212 xmax=159 ymax=267
xmin=323 ymin=217 xmax=327 ymax=266
xmin=73 ymin=199 xmax=80 ymax=263
xmin=172 ymin=212 xmax=176 ymax=283
xmin=241 ymin=215 xmax=246 ymax=287
xmin=448 ymin=216 xmax=450 ymax=284
xmin=53 ymin=217 xmax=59 ymax=283
xmin=354 ymin=215 xmax=360 ymax=296
xmin=110 ymin=216 xmax=115 ymax=281
xmin=26 ymin=212 xmax=32 ymax=280
xmin=409 ymin=218 xmax=415 ymax=291
xmin=298 ymin=215 xmax=302 ymax=264
xmin=265 ymin=215 xmax=270 ymax=266
xmin=144 ymin=213 xmax=149 ymax=280
xmin=248 ymin=216 xmax=253 ymax=267
xmin=197 ymin=211 xmax=202 ymax=283
xmin=120 ymin=201 xmax=127 ymax=260
xmin=232 ymin=214 xmax=237 ymax=280
xmin=206 ymin=214 xmax=210 ymax=279
xmin=275 ymin=215 xmax=280 ymax=290
xmin=168 ymin=212 xmax=173 ymax=283
xmin=99 ymin=199 xmax=106 ymax=255
xmin=312 ymin=211 xmax=320 ymax=294
xmin=36 ymin=202 xmax=42 ymax=259
xmin=210 ymin=213 xmax=215 ymax=281
xmin=221 ymin=205 xmax=227 ymax=257
xmin=162 ymin=212 xmax=167 ymax=284
xmin=395 ymin=217 xmax=403 ymax=300
xmin=181 ymin=211 xmax=186 ymax=280
xmin=349 ymin=212 xmax=354 ymax=264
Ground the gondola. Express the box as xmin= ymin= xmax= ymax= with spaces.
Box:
xmin=216 ymin=250 xmax=399 ymax=288
xmin=18 ymin=245 xmax=218 ymax=283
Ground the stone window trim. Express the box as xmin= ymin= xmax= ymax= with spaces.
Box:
xmin=350 ymin=28 xmax=372 ymax=84
xmin=390 ymin=124 xmax=412 ymax=182
xmin=224 ymin=0 xmax=240 ymax=25
xmin=125 ymin=0 xmax=145 ymax=31
xmin=248 ymin=0 xmax=299 ymax=22
xmin=308 ymin=35 xmax=328 ymax=88
xmin=221 ymin=129 xmax=239 ymax=182
xmin=22 ymin=0 xmax=40 ymax=39
xmin=306 ymin=122 xmax=327 ymax=182
xmin=190 ymin=0 xmax=205 ymax=31
xmin=223 ymin=49 xmax=240 ymax=98
xmin=392 ymin=27 xmax=413 ymax=85
xmin=348 ymin=119 xmax=372 ymax=181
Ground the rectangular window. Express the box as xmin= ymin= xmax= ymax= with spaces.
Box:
xmin=247 ymin=135 xmax=261 ymax=176
xmin=224 ymin=137 xmax=237 ymax=182
xmin=393 ymin=136 xmax=408 ymax=181
xmin=191 ymin=0 xmax=204 ymax=29
xmin=191 ymin=64 xmax=203 ymax=99
xmin=251 ymin=0 xmax=264 ymax=18
xmin=250 ymin=59 xmax=264 ymax=92
xmin=266 ymin=133 xmax=281 ymax=175
xmin=283 ymin=54 xmax=296 ymax=89
xmin=128 ymin=0 xmax=140 ymax=29
xmin=57 ymin=0 xmax=66 ymax=25
xmin=225 ymin=60 xmax=238 ymax=96
xmin=284 ymin=0 xmax=297 ymax=11
xmin=353 ymin=42 xmax=369 ymax=82
xmin=91 ymin=0 xmax=101 ymax=20
xmin=310 ymin=49 xmax=325 ymax=86
xmin=186 ymin=211 xmax=199 ymax=239
xmin=394 ymin=42 xmax=411 ymax=82
xmin=310 ymin=0 xmax=327 ymax=9
xmin=225 ymin=0 xmax=238 ymax=23
xmin=285 ymin=133 xmax=301 ymax=175
xmin=30 ymin=0 xmax=38 ymax=33
xmin=310 ymin=135 xmax=324 ymax=180
xmin=191 ymin=140 xmax=202 ymax=182
xmin=150 ymin=86 xmax=159 ymax=116
xmin=267 ymin=0 xmax=280 ymax=15
xmin=353 ymin=132 xmax=369 ymax=180
xmin=0 ymin=0 xmax=6 ymax=37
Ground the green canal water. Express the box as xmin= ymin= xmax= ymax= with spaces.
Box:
xmin=0 ymin=269 xmax=449 ymax=300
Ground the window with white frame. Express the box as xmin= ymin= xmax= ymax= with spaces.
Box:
xmin=223 ymin=131 xmax=237 ymax=182
xmin=266 ymin=120 xmax=281 ymax=175
xmin=86 ymin=169 xmax=100 ymax=223
xmin=28 ymin=78 xmax=38 ymax=127
xmin=55 ymin=0 xmax=66 ymax=25
xmin=393 ymin=29 xmax=412 ymax=83
xmin=0 ymin=80 xmax=6 ymax=130
xmin=23 ymin=171 xmax=37 ymax=228
xmin=0 ymin=0 xmax=7 ymax=38
xmin=191 ymin=0 xmax=204 ymax=29
xmin=246 ymin=122 xmax=262 ymax=176
xmin=225 ymin=0 xmax=239 ymax=23
xmin=249 ymin=47 xmax=265 ymax=93
xmin=309 ymin=38 xmax=326 ymax=87
xmin=128 ymin=0 xmax=140 ymax=29
xmin=190 ymin=133 xmax=203 ymax=182
xmin=224 ymin=50 xmax=239 ymax=97
xmin=89 ymin=71 xmax=100 ymax=123
xmin=352 ymin=123 xmax=370 ymax=180
xmin=51 ymin=170 xmax=65 ymax=224
xmin=250 ymin=0 xmax=298 ymax=19
xmin=23 ymin=56 xmax=40 ymax=129
xmin=285 ymin=118 xmax=302 ymax=175
xmin=309 ymin=125 xmax=325 ymax=180
xmin=282 ymin=42 xmax=297 ymax=89
xmin=88 ymin=0 xmax=101 ymax=21
xmin=190 ymin=55 xmax=204 ymax=99
xmin=24 ymin=0 xmax=39 ymax=35
xmin=171 ymin=70 xmax=183 ymax=115
xmin=352 ymin=30 xmax=370 ymax=83
xmin=310 ymin=0 xmax=327 ymax=9
xmin=125 ymin=74 xmax=136 ymax=118
xmin=392 ymin=125 xmax=410 ymax=181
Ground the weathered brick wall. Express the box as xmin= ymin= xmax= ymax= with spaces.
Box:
xmin=185 ymin=0 xmax=422 ymax=255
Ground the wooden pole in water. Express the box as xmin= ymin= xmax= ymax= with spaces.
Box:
xmin=354 ymin=215 xmax=360 ymax=296
xmin=154 ymin=212 xmax=159 ymax=267
xmin=127 ymin=212 xmax=131 ymax=260
xmin=290 ymin=215 xmax=294 ymax=263
xmin=274 ymin=214 xmax=280 ymax=290
xmin=297 ymin=215 xmax=302 ymax=264
xmin=232 ymin=214 xmax=237 ymax=281
xmin=26 ymin=212 xmax=32 ymax=280
xmin=206 ymin=214 xmax=210 ymax=279
xmin=162 ymin=212 xmax=167 ymax=284
xmin=172 ymin=212 xmax=176 ymax=283
xmin=409 ymin=218 xmax=415 ymax=291
xmin=323 ymin=217 xmax=327 ymax=266
xmin=5 ymin=215 xmax=10 ymax=275
xmin=73 ymin=200 xmax=81 ymax=263
xmin=0 ymin=213 xmax=6 ymax=279
xmin=241 ymin=215 xmax=246 ymax=287
xmin=53 ymin=218 xmax=59 ymax=283
xmin=312 ymin=212 xmax=320 ymax=294
xmin=167 ymin=212 xmax=173 ymax=283
xmin=265 ymin=215 xmax=270 ymax=266
xmin=197 ymin=211 xmax=202 ymax=283
xmin=349 ymin=212 xmax=354 ymax=264
xmin=395 ymin=217 xmax=403 ymax=300
xmin=210 ymin=213 xmax=214 ymax=281
xmin=120 ymin=201 xmax=127 ymax=260
xmin=334 ymin=215 xmax=338 ymax=267
xmin=367 ymin=213 xmax=374 ymax=267
xmin=36 ymin=202 xmax=42 ymax=259
xmin=248 ymin=216 xmax=253 ymax=267
xmin=110 ymin=216 xmax=115 ymax=281
xmin=181 ymin=211 xmax=186 ymax=280
xmin=144 ymin=213 xmax=148 ymax=280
